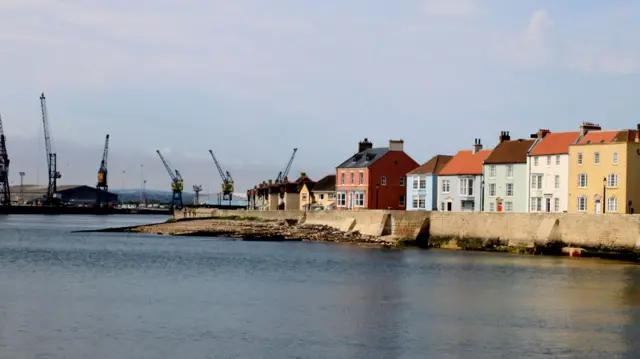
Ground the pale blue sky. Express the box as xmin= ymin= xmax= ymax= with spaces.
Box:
xmin=1 ymin=0 xmax=639 ymax=194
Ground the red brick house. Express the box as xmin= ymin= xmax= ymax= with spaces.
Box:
xmin=335 ymin=138 xmax=419 ymax=210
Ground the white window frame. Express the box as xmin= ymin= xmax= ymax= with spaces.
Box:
xmin=328 ymin=192 xmax=335 ymax=200
xmin=442 ymin=179 xmax=450 ymax=193
xmin=594 ymin=152 xmax=600 ymax=165
xmin=459 ymin=178 xmax=474 ymax=196
xmin=506 ymin=183 xmax=514 ymax=197
xmin=534 ymin=157 xmax=539 ymax=166
xmin=412 ymin=195 xmax=419 ymax=208
xmin=302 ymin=193 xmax=308 ymax=201
xmin=607 ymin=197 xmax=618 ymax=212
xmin=489 ymin=202 xmax=495 ymax=212
xmin=530 ymin=197 xmax=542 ymax=212
xmin=554 ymin=198 xmax=560 ymax=212
xmin=578 ymin=173 xmax=588 ymax=188
xmin=554 ymin=175 xmax=560 ymax=189
xmin=577 ymin=196 xmax=587 ymax=212
xmin=546 ymin=156 xmax=551 ymax=166
xmin=350 ymin=172 xmax=355 ymax=184
xmin=412 ymin=177 xmax=418 ymax=189
xmin=531 ymin=174 xmax=543 ymax=189
xmin=489 ymin=165 xmax=496 ymax=178
xmin=419 ymin=176 xmax=427 ymax=189
xmin=488 ymin=183 xmax=496 ymax=196
xmin=613 ymin=152 xmax=619 ymax=165
xmin=359 ymin=172 xmax=364 ymax=185
xmin=381 ymin=176 xmax=387 ymax=185
xmin=418 ymin=195 xmax=426 ymax=209
xmin=505 ymin=201 xmax=513 ymax=212
xmin=577 ymin=152 xmax=583 ymax=165
xmin=340 ymin=173 xmax=345 ymax=185
xmin=354 ymin=192 xmax=365 ymax=207
xmin=506 ymin=165 xmax=513 ymax=178
xmin=607 ymin=174 xmax=618 ymax=188
xmin=555 ymin=155 xmax=560 ymax=165
xmin=337 ymin=192 xmax=346 ymax=207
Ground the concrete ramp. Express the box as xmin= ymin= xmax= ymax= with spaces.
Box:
xmin=339 ymin=218 xmax=356 ymax=232
xmin=536 ymin=218 xmax=560 ymax=244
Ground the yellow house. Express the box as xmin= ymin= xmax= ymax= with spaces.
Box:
xmin=299 ymin=174 xmax=336 ymax=209
xmin=568 ymin=127 xmax=640 ymax=214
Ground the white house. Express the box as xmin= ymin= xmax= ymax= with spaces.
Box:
xmin=526 ymin=127 xmax=587 ymax=212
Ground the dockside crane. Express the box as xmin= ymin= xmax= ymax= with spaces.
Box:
xmin=208 ymin=150 xmax=234 ymax=203
xmin=96 ymin=134 xmax=110 ymax=206
xmin=40 ymin=93 xmax=62 ymax=206
xmin=156 ymin=150 xmax=184 ymax=210
xmin=275 ymin=148 xmax=298 ymax=183
xmin=192 ymin=184 xmax=202 ymax=205
xmin=0 ymin=114 xmax=11 ymax=207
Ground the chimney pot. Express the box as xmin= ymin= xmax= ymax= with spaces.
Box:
xmin=358 ymin=138 xmax=373 ymax=153
xmin=472 ymin=138 xmax=483 ymax=154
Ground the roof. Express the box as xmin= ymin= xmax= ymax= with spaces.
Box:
xmin=439 ymin=149 xmax=492 ymax=176
xmin=8 ymin=184 xmax=91 ymax=193
xmin=407 ymin=155 xmax=453 ymax=175
xmin=485 ymin=139 xmax=536 ymax=164
xmin=575 ymin=131 xmax=620 ymax=145
xmin=303 ymin=182 xmax=316 ymax=192
xmin=312 ymin=174 xmax=336 ymax=192
xmin=529 ymin=132 xmax=580 ymax=156
xmin=337 ymin=147 xmax=389 ymax=169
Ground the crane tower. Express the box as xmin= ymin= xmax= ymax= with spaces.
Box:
xmin=208 ymin=150 xmax=234 ymax=203
xmin=40 ymin=93 xmax=62 ymax=206
xmin=156 ymin=150 xmax=184 ymax=210
xmin=276 ymin=148 xmax=298 ymax=183
xmin=96 ymin=134 xmax=110 ymax=206
xmin=0 ymin=114 xmax=10 ymax=207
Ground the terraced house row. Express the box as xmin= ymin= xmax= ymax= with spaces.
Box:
xmin=407 ymin=122 xmax=640 ymax=214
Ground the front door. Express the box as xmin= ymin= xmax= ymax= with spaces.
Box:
xmin=545 ymin=198 xmax=551 ymax=212
xmin=595 ymin=200 xmax=601 ymax=214
xmin=447 ymin=202 xmax=452 ymax=211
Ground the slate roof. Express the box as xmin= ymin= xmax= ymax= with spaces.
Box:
xmin=312 ymin=175 xmax=336 ymax=192
xmin=529 ymin=132 xmax=580 ymax=156
xmin=407 ymin=155 xmax=453 ymax=175
xmin=336 ymin=147 xmax=389 ymax=169
xmin=439 ymin=149 xmax=492 ymax=176
xmin=485 ymin=139 xmax=536 ymax=164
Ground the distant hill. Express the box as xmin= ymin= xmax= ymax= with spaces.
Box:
xmin=111 ymin=189 xmax=246 ymax=205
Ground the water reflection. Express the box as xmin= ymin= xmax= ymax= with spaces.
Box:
xmin=623 ymin=267 xmax=640 ymax=359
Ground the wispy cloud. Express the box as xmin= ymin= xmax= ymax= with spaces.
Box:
xmin=493 ymin=9 xmax=554 ymax=68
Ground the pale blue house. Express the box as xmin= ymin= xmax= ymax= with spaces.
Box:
xmin=406 ymin=155 xmax=453 ymax=210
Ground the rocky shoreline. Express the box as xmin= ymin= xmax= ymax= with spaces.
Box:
xmin=97 ymin=217 xmax=401 ymax=247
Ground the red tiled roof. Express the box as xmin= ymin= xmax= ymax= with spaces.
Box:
xmin=530 ymin=132 xmax=580 ymax=156
xmin=438 ymin=149 xmax=492 ymax=176
xmin=407 ymin=155 xmax=453 ymax=175
xmin=575 ymin=131 xmax=620 ymax=145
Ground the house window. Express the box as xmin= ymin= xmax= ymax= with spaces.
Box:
xmin=577 ymin=196 xmax=587 ymax=212
xmin=507 ymin=165 xmax=513 ymax=178
xmin=577 ymin=152 xmax=583 ymax=165
xmin=489 ymin=202 xmax=495 ymax=212
xmin=302 ymin=194 xmax=308 ymax=201
xmin=340 ymin=173 xmax=345 ymax=184
xmin=381 ymin=176 xmax=387 ymax=185
xmin=418 ymin=195 xmax=425 ymax=209
xmin=506 ymin=183 xmax=514 ymax=196
xmin=350 ymin=172 xmax=354 ymax=184
xmin=399 ymin=195 xmax=405 ymax=207
xmin=319 ymin=194 xmax=325 ymax=200
xmin=440 ymin=202 xmax=445 ymax=211
xmin=354 ymin=192 xmax=365 ymax=207
xmin=337 ymin=192 xmax=346 ymax=206
xmin=554 ymin=198 xmax=560 ymax=212
xmin=594 ymin=152 xmax=600 ymax=164
xmin=460 ymin=178 xmax=474 ymax=196
xmin=505 ymin=201 xmax=513 ymax=212
xmin=489 ymin=165 xmax=496 ymax=177
xmin=555 ymin=155 xmax=560 ymax=165
xmin=613 ymin=152 xmax=619 ymax=165
xmin=607 ymin=174 xmax=618 ymax=187
xmin=530 ymin=197 xmax=542 ymax=212
xmin=534 ymin=157 xmax=539 ymax=166
xmin=554 ymin=175 xmax=560 ymax=189
xmin=607 ymin=197 xmax=618 ymax=212
xmin=412 ymin=177 xmax=418 ymax=189
xmin=488 ymin=183 xmax=496 ymax=196
xmin=328 ymin=193 xmax=335 ymax=200
xmin=359 ymin=172 xmax=364 ymax=185
xmin=442 ymin=180 xmax=450 ymax=193
xmin=419 ymin=177 xmax=426 ymax=189
xmin=400 ymin=177 xmax=405 ymax=187
xmin=531 ymin=174 xmax=543 ymax=189
xmin=578 ymin=173 xmax=588 ymax=188
xmin=546 ymin=156 xmax=551 ymax=165
xmin=412 ymin=195 xmax=419 ymax=208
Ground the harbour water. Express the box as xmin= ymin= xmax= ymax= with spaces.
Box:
xmin=0 ymin=215 xmax=639 ymax=359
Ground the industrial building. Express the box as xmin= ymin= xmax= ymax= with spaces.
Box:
xmin=9 ymin=185 xmax=118 ymax=205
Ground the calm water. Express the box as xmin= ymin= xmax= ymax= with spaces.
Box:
xmin=0 ymin=215 xmax=639 ymax=359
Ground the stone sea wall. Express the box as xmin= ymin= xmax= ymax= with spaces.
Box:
xmin=175 ymin=208 xmax=640 ymax=251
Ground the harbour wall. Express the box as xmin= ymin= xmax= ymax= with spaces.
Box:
xmin=175 ymin=208 xmax=640 ymax=250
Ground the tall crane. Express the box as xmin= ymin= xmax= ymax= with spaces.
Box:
xmin=192 ymin=184 xmax=202 ymax=205
xmin=96 ymin=134 xmax=110 ymax=207
xmin=40 ymin=93 xmax=62 ymax=206
xmin=276 ymin=148 xmax=298 ymax=183
xmin=0 ymin=114 xmax=10 ymax=207
xmin=156 ymin=150 xmax=184 ymax=210
xmin=208 ymin=150 xmax=234 ymax=203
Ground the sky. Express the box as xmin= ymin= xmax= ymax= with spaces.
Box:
xmin=1 ymin=0 xmax=640 ymax=194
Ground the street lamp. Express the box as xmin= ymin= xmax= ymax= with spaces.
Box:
xmin=603 ymin=176 xmax=607 ymax=213
xmin=375 ymin=184 xmax=380 ymax=209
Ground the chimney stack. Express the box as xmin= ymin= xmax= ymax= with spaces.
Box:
xmin=580 ymin=122 xmax=602 ymax=136
xmin=268 ymin=179 xmax=273 ymax=185
xmin=472 ymin=138 xmax=483 ymax=154
xmin=389 ymin=139 xmax=404 ymax=151
xmin=635 ymin=124 xmax=640 ymax=143
xmin=537 ymin=129 xmax=550 ymax=139
xmin=358 ymin=138 xmax=373 ymax=153
xmin=499 ymin=131 xmax=511 ymax=143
